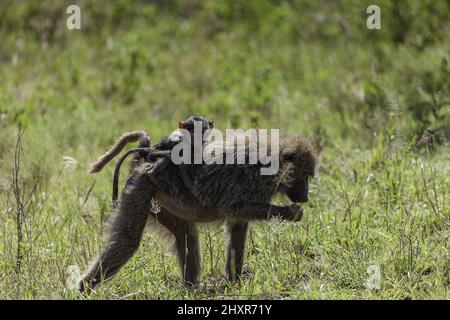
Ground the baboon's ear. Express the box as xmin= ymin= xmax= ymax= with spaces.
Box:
xmin=209 ymin=120 xmax=214 ymax=128
xmin=179 ymin=121 xmax=185 ymax=129
xmin=282 ymin=149 xmax=296 ymax=162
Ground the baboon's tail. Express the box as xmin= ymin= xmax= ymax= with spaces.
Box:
xmin=90 ymin=131 xmax=151 ymax=174
xmin=112 ymin=147 xmax=150 ymax=206
xmin=113 ymin=148 xmax=170 ymax=206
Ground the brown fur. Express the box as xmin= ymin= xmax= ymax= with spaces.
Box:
xmin=90 ymin=116 xmax=213 ymax=205
xmin=89 ymin=131 xmax=150 ymax=173
xmin=80 ymin=135 xmax=317 ymax=292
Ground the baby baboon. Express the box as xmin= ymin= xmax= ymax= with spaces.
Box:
xmin=80 ymin=134 xmax=316 ymax=292
xmin=143 ymin=115 xmax=214 ymax=196
xmin=132 ymin=115 xmax=214 ymax=172
xmin=88 ymin=115 xmax=214 ymax=205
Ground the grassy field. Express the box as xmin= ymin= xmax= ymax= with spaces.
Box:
xmin=0 ymin=1 xmax=449 ymax=299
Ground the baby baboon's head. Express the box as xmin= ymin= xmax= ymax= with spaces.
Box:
xmin=177 ymin=115 xmax=214 ymax=145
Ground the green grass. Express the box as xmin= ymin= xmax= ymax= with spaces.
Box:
xmin=0 ymin=0 xmax=449 ymax=299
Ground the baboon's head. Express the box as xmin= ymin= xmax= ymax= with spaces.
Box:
xmin=279 ymin=136 xmax=317 ymax=203
xmin=178 ymin=115 xmax=214 ymax=145
xmin=179 ymin=115 xmax=214 ymax=130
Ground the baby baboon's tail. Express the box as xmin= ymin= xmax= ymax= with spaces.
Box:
xmin=90 ymin=131 xmax=151 ymax=173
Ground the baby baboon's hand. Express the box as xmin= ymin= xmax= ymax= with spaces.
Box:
xmin=282 ymin=204 xmax=303 ymax=222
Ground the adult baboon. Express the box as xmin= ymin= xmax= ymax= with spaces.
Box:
xmin=79 ymin=134 xmax=316 ymax=292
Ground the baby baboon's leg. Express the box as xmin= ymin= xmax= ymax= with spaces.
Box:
xmin=225 ymin=221 xmax=248 ymax=281
xmin=226 ymin=203 xmax=303 ymax=222
xmin=151 ymin=209 xmax=201 ymax=285
xmin=80 ymin=171 xmax=154 ymax=292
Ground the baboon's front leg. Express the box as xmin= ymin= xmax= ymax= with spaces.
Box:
xmin=151 ymin=209 xmax=201 ymax=285
xmin=225 ymin=221 xmax=248 ymax=281
xmin=79 ymin=170 xmax=154 ymax=293
xmin=183 ymin=223 xmax=201 ymax=285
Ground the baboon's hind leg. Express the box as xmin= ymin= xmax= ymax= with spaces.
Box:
xmin=79 ymin=169 xmax=154 ymax=293
xmin=152 ymin=209 xmax=201 ymax=285
xmin=225 ymin=221 xmax=248 ymax=281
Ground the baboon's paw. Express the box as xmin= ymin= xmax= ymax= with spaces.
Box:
xmin=286 ymin=204 xmax=304 ymax=222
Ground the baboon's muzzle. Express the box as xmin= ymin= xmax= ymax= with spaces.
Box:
xmin=287 ymin=180 xmax=309 ymax=203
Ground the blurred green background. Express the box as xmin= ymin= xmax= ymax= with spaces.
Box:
xmin=0 ymin=0 xmax=448 ymax=299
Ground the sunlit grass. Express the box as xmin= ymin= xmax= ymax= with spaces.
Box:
xmin=0 ymin=0 xmax=448 ymax=299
